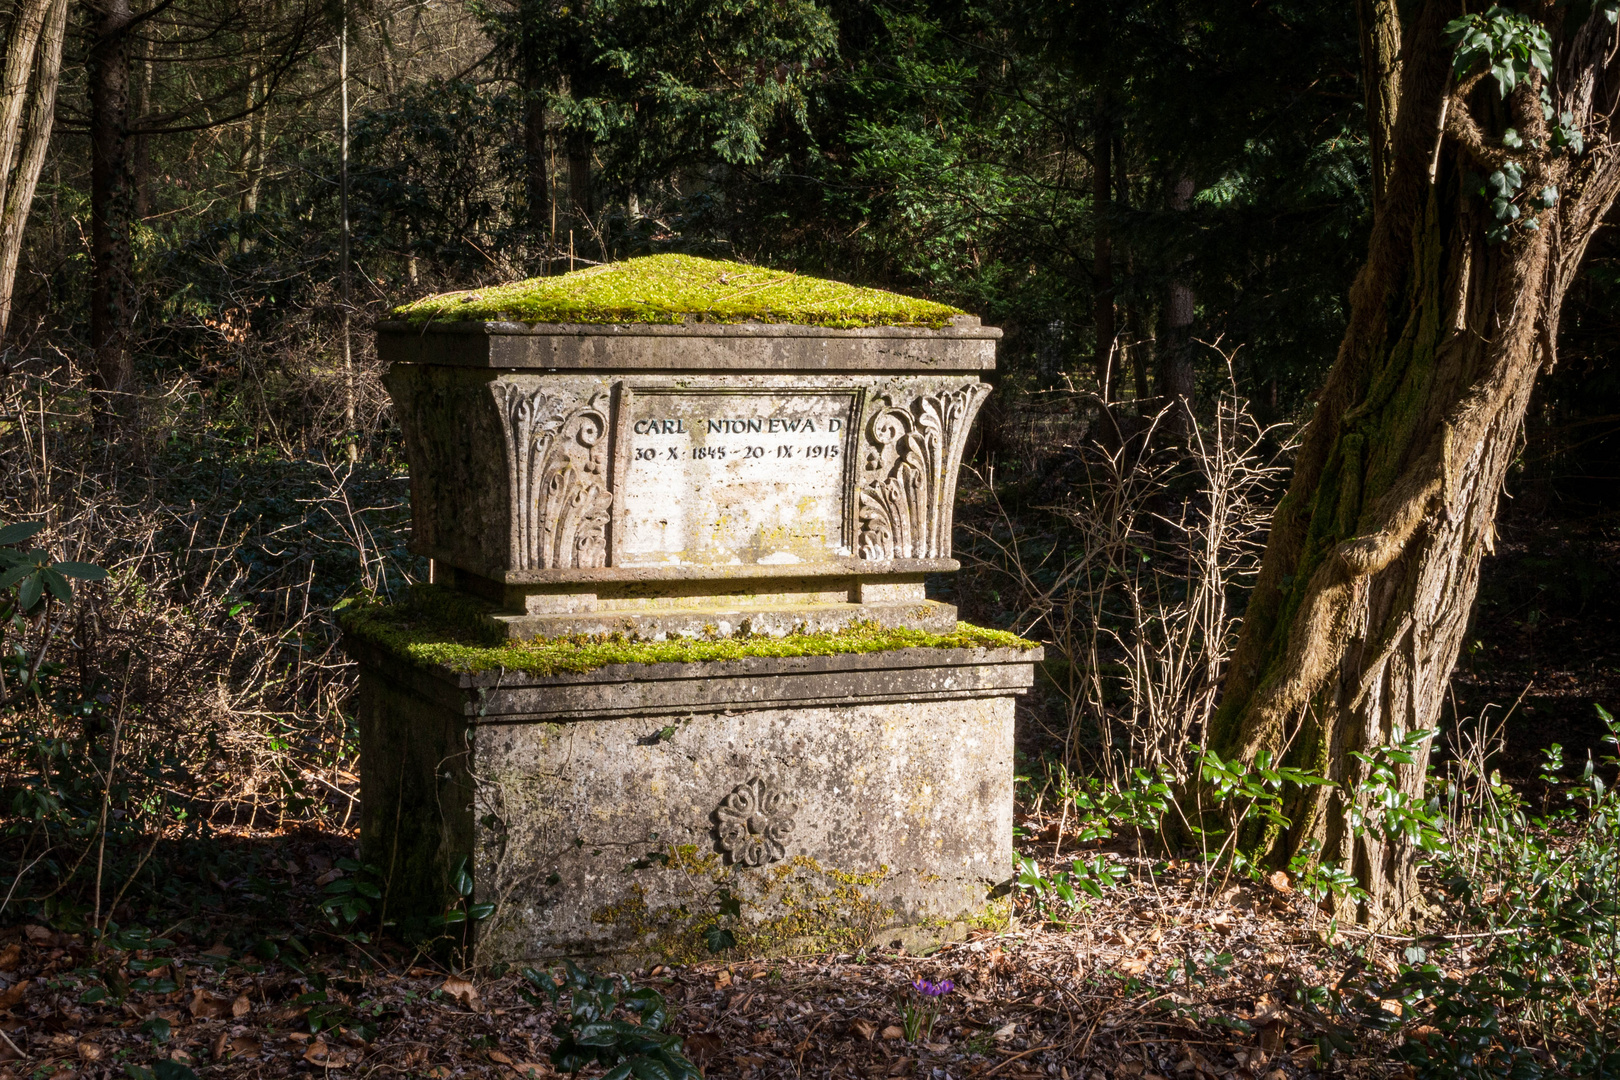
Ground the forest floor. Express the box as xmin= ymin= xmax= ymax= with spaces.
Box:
xmin=0 ymin=808 xmax=1421 ymax=1080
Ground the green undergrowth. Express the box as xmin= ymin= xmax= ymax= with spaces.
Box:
xmin=338 ymin=585 xmax=1037 ymax=676
xmin=389 ymin=253 xmax=965 ymax=328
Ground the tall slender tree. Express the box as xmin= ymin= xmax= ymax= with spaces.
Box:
xmin=0 ymin=0 xmax=67 ymax=344
xmin=75 ymin=0 xmax=320 ymax=425
xmin=1210 ymin=0 xmax=1620 ymax=923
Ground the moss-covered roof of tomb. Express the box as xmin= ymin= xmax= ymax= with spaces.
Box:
xmin=389 ymin=253 xmax=965 ymax=329
xmin=339 ymin=585 xmax=1037 ymax=676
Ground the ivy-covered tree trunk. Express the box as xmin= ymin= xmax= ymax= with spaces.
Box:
xmin=1209 ymin=0 xmax=1620 ymax=925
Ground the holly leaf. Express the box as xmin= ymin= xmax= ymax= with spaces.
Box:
xmin=0 ymin=521 xmax=44 ymax=545
xmin=42 ymin=568 xmax=71 ymax=602
xmin=17 ymin=572 xmax=42 ymax=611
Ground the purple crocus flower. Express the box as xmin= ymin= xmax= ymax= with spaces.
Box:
xmin=912 ymin=978 xmax=955 ymax=997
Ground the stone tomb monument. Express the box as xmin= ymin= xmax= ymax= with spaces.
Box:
xmin=347 ymin=255 xmax=1041 ymax=960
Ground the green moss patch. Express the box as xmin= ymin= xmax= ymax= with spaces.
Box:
xmin=389 ymin=253 xmax=964 ymax=329
xmin=339 ymin=585 xmax=1037 ymax=677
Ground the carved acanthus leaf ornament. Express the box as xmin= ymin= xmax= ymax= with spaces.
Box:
xmin=857 ymin=383 xmax=990 ymax=560
xmin=493 ymin=383 xmax=614 ymax=570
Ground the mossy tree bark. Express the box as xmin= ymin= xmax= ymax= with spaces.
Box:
xmin=1209 ymin=0 xmax=1620 ymax=926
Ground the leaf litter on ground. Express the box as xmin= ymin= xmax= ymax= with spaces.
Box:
xmin=0 ymin=816 xmax=1452 ymax=1080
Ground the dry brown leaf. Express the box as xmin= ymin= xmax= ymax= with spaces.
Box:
xmin=1378 ymin=998 xmax=1404 ymax=1018
xmin=202 ymin=942 xmax=231 ymax=958
xmin=303 ymin=1040 xmax=332 ymax=1065
xmin=1259 ymin=1021 xmax=1287 ymax=1054
xmin=407 ymin=966 xmax=438 ymax=978
xmin=1267 ymin=871 xmax=1291 ymax=893
xmin=190 ymin=990 xmax=233 ymax=1019
xmin=22 ymin=926 xmax=50 ymax=945
xmin=0 ymin=1038 xmax=20 ymax=1063
xmin=231 ymin=994 xmax=251 ymax=1018
xmin=851 ymin=1018 xmax=877 ymax=1040
xmin=993 ymin=1023 xmax=1017 ymax=1040
xmin=880 ymin=1025 xmax=904 ymax=1040
xmin=1115 ymin=1062 xmax=1144 ymax=1077
xmin=511 ymin=1063 xmax=551 ymax=1078
xmin=440 ymin=977 xmax=479 ymax=1007
xmin=713 ymin=969 xmax=732 ymax=989
xmin=76 ymin=1042 xmax=102 ymax=1063
xmin=887 ymin=1057 xmax=915 ymax=1076
xmin=212 ymin=1030 xmax=231 ymax=1061
xmin=1117 ymin=957 xmax=1150 ymax=975
xmin=0 ymin=946 xmax=19 ymax=972
xmin=230 ymin=1037 xmax=262 ymax=1059
xmin=684 ymin=1032 xmax=723 ymax=1066
xmin=792 ymin=1037 xmax=811 ymax=1055
xmin=314 ymin=869 xmax=344 ymax=886
xmin=428 ymin=1067 xmax=453 ymax=1079
xmin=0 ymin=982 xmax=27 ymax=1010
xmin=489 ymin=1051 xmax=513 ymax=1065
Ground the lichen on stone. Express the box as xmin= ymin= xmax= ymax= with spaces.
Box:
xmin=339 ymin=585 xmax=1040 ymax=676
xmin=389 ymin=253 xmax=965 ymax=329
xmin=589 ymin=849 xmax=894 ymax=963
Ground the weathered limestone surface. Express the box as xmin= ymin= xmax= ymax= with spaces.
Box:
xmin=379 ymin=320 xmax=996 ymax=638
xmin=356 ymin=265 xmax=1036 ymax=959
xmin=354 ymin=642 xmax=1036 ymax=961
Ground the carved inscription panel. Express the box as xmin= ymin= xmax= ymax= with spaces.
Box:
xmin=617 ymin=388 xmax=861 ymax=567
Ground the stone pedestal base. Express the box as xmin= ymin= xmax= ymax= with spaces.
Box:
xmin=353 ymin=642 xmax=1038 ymax=961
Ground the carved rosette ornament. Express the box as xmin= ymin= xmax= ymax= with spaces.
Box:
xmin=715 ymin=778 xmax=796 ymax=866
xmin=856 ymin=383 xmax=991 ymax=560
xmin=493 ymin=383 xmax=615 ymax=570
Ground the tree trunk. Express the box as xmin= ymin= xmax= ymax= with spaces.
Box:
xmin=1209 ymin=0 xmax=1620 ymax=925
xmin=88 ymin=0 xmax=137 ymax=413
xmin=567 ymin=129 xmax=593 ymax=259
xmin=523 ymin=71 xmax=548 ymax=242
xmin=0 ymin=0 xmax=66 ymax=344
xmin=1356 ymin=0 xmax=1400 ymax=216
xmin=1157 ymin=175 xmax=1196 ymax=431
xmin=129 ymin=27 xmax=149 ymax=221
xmin=0 ymin=0 xmax=53 ymax=197
xmin=1093 ymin=99 xmax=1115 ymax=401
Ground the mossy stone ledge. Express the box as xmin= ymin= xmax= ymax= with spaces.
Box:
xmin=340 ymin=586 xmax=1038 ymax=678
xmin=389 ymin=253 xmax=966 ymax=329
